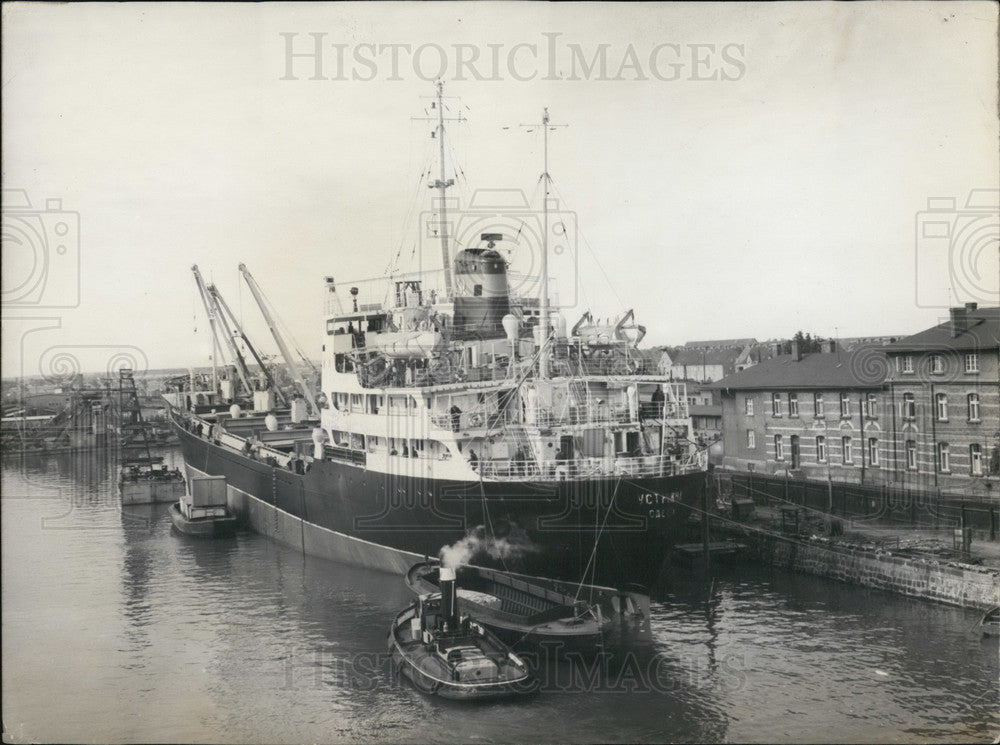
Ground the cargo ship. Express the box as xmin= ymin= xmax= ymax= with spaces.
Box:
xmin=169 ymin=86 xmax=708 ymax=585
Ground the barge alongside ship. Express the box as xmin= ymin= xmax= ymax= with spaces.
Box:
xmin=169 ymin=86 xmax=708 ymax=586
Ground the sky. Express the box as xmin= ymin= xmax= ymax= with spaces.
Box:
xmin=3 ymin=1 xmax=998 ymax=380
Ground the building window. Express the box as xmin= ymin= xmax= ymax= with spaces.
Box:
xmin=938 ymin=442 xmax=950 ymax=473
xmin=816 ymin=435 xmax=826 ymax=462
xmin=971 ymin=444 xmax=983 ymax=476
xmin=772 ymin=393 xmax=782 ymax=417
xmin=842 ymin=436 xmax=853 ymax=465
xmin=788 ymin=393 xmax=799 ymax=417
xmin=905 ymin=440 xmax=917 ymax=470
xmin=902 ymin=393 xmax=915 ymax=419
xmin=774 ymin=434 xmax=784 ymax=461
xmin=929 ymin=354 xmax=944 ymax=375
xmin=868 ymin=438 xmax=879 ymax=467
xmin=814 ymin=393 xmax=824 ymax=418
xmin=968 ymin=393 xmax=981 ymax=422
xmin=840 ymin=392 xmax=851 ymax=418
xmin=965 ymin=353 xmax=979 ymax=373
xmin=745 ymin=397 xmax=754 ymax=416
xmin=935 ymin=393 xmax=948 ymax=421
xmin=902 ymin=355 xmax=914 ymax=374
xmin=747 ymin=429 xmax=755 ymax=449
xmin=865 ymin=393 xmax=878 ymax=419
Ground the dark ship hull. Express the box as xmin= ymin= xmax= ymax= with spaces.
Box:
xmin=175 ymin=421 xmax=706 ymax=585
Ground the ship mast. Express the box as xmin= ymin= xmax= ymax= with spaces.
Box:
xmin=535 ymin=107 xmax=565 ymax=380
xmin=432 ymin=82 xmax=455 ymax=298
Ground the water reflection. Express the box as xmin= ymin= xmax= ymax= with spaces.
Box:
xmin=2 ymin=448 xmax=998 ymax=744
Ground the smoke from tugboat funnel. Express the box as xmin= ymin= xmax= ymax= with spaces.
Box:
xmin=439 ymin=566 xmax=458 ymax=630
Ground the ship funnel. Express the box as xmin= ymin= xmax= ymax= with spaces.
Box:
xmin=439 ymin=566 xmax=459 ymax=631
xmin=452 ymin=248 xmax=511 ymax=340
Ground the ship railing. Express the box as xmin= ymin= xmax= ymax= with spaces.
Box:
xmin=323 ymin=443 xmax=367 ymax=467
xmin=429 ymin=410 xmax=509 ymax=432
xmin=359 ymin=362 xmax=514 ymax=389
xmin=477 ymin=454 xmax=684 ymax=481
xmin=323 ymin=268 xmax=448 ymax=317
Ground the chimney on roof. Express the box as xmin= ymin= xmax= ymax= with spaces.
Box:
xmin=950 ymin=305 xmax=973 ymax=337
xmin=791 ymin=340 xmax=802 ymax=362
xmin=820 ymin=339 xmax=837 ymax=354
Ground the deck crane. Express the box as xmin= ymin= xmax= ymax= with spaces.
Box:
xmin=239 ymin=263 xmax=318 ymax=414
xmin=208 ymin=284 xmax=288 ymax=407
xmin=191 ymin=264 xmax=223 ymax=395
xmin=201 ymin=282 xmax=254 ymax=397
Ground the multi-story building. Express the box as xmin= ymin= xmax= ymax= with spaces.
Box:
xmin=882 ymin=303 xmax=999 ymax=498
xmin=712 ymin=305 xmax=999 ymax=498
xmin=713 ymin=342 xmax=886 ymax=483
xmin=686 ymin=384 xmax=722 ymax=442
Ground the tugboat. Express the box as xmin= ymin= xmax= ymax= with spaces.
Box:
xmin=170 ymin=84 xmax=708 ymax=586
xmin=405 ymin=559 xmax=649 ymax=651
xmin=170 ymin=475 xmax=238 ymax=538
xmin=388 ymin=567 xmax=533 ymax=700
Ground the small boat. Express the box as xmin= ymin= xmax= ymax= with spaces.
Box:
xmin=981 ymin=606 xmax=1000 ymax=637
xmin=169 ymin=475 xmax=238 ymax=538
xmin=388 ymin=567 xmax=533 ymax=701
xmin=120 ymin=462 xmax=186 ymax=505
xmin=169 ymin=501 xmax=238 ymax=538
xmin=405 ymin=559 xmax=650 ymax=651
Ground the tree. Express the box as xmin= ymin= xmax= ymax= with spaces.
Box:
xmin=792 ymin=330 xmax=823 ymax=353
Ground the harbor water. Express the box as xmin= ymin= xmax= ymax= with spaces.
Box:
xmin=2 ymin=448 xmax=997 ymax=744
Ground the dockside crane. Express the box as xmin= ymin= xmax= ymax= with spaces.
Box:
xmin=239 ymin=263 xmax=318 ymax=414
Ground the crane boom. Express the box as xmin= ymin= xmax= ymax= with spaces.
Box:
xmin=211 ymin=286 xmax=288 ymax=406
xmin=239 ymin=263 xmax=318 ymax=414
xmin=191 ymin=265 xmax=221 ymax=394
xmin=206 ymin=284 xmax=254 ymax=395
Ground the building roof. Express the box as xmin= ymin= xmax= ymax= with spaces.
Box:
xmin=709 ymin=347 xmax=887 ymax=391
xmin=671 ymin=348 xmax=744 ymax=367
xmin=684 ymin=338 xmax=757 ymax=350
xmin=883 ymin=307 xmax=1000 ymax=352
